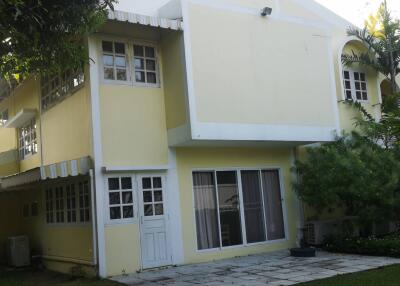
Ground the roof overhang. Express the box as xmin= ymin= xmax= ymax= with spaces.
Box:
xmin=4 ymin=108 xmax=36 ymax=128
xmin=1 ymin=157 xmax=92 ymax=191
xmin=107 ymin=10 xmax=183 ymax=31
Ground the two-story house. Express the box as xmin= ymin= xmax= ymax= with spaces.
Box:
xmin=0 ymin=0 xmax=385 ymax=278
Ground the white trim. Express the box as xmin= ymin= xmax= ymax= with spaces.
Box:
xmin=102 ymin=165 xmax=169 ymax=173
xmin=166 ymin=148 xmax=184 ymax=265
xmin=88 ymin=36 xmax=107 ymax=278
xmin=193 ymin=122 xmax=336 ymax=142
xmin=167 ymin=124 xmax=191 ymax=146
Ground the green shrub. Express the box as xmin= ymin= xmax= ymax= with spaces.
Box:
xmin=324 ymin=232 xmax=400 ymax=257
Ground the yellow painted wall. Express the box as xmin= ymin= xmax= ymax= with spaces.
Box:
xmin=99 ymin=84 xmax=169 ymax=167
xmin=176 ymin=147 xmax=298 ymax=264
xmin=186 ymin=1 xmax=336 ymax=128
xmin=161 ymin=30 xmax=188 ymax=130
xmin=105 ymin=224 xmax=141 ymax=277
xmin=0 ymin=77 xmax=41 ymax=173
xmin=0 ymin=192 xmax=22 ymax=263
xmin=40 ymin=85 xmax=92 ymax=165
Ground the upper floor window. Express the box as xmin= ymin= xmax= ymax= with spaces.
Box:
xmin=102 ymin=41 xmax=128 ymax=81
xmin=101 ymin=40 xmax=159 ymax=87
xmin=343 ymin=70 xmax=368 ymax=101
xmin=0 ymin=109 xmax=8 ymax=126
xmin=41 ymin=69 xmax=85 ymax=111
xmin=133 ymin=45 xmax=158 ymax=84
xmin=18 ymin=119 xmax=37 ymax=160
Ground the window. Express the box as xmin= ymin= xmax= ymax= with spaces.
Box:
xmin=41 ymin=69 xmax=84 ymax=111
xmin=45 ymin=180 xmax=91 ymax=224
xmin=78 ymin=181 xmax=91 ymax=223
xmin=193 ymin=169 xmax=286 ymax=251
xmin=31 ymin=202 xmax=39 ymax=217
xmin=18 ymin=119 xmax=37 ymax=160
xmin=0 ymin=109 xmax=8 ymax=126
xmin=46 ymin=189 xmax=54 ymax=223
xmin=343 ymin=70 xmax=368 ymax=101
xmin=23 ymin=204 xmax=30 ymax=218
xmin=142 ymin=177 xmax=164 ymax=217
xmin=133 ymin=45 xmax=158 ymax=84
xmin=102 ymin=41 xmax=128 ymax=81
xmin=55 ymin=186 xmax=65 ymax=223
xmin=66 ymin=184 xmax=77 ymax=223
xmin=107 ymin=177 xmax=135 ymax=221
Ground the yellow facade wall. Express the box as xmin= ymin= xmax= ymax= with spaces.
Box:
xmin=161 ymin=30 xmax=188 ymax=130
xmin=40 ymin=85 xmax=92 ymax=165
xmin=0 ymin=192 xmax=22 ymax=263
xmin=105 ymin=224 xmax=141 ymax=277
xmin=186 ymin=2 xmax=336 ymax=128
xmin=99 ymin=84 xmax=168 ymax=167
xmin=176 ymin=147 xmax=298 ymax=264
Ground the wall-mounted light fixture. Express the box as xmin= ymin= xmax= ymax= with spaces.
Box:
xmin=261 ymin=7 xmax=273 ymax=17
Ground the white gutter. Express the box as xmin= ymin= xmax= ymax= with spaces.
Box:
xmin=89 ymin=169 xmax=98 ymax=267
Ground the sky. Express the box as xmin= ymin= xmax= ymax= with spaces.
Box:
xmin=115 ymin=0 xmax=400 ymax=28
xmin=315 ymin=0 xmax=400 ymax=27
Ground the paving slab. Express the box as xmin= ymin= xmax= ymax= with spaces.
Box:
xmin=111 ymin=250 xmax=400 ymax=286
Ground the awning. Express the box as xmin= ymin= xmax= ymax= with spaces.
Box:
xmin=107 ymin=10 xmax=183 ymax=31
xmin=4 ymin=108 xmax=36 ymax=128
xmin=1 ymin=157 xmax=92 ymax=190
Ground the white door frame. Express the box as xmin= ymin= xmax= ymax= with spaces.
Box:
xmin=137 ymin=173 xmax=172 ymax=269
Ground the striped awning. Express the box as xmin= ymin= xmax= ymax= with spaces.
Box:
xmin=107 ymin=10 xmax=183 ymax=31
xmin=1 ymin=157 xmax=92 ymax=190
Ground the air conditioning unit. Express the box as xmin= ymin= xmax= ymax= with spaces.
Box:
xmin=304 ymin=218 xmax=357 ymax=246
xmin=7 ymin=236 xmax=30 ymax=267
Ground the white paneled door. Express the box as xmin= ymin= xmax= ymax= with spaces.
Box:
xmin=138 ymin=175 xmax=171 ymax=269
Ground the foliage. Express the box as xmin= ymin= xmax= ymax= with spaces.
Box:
xmin=324 ymin=232 xmax=400 ymax=258
xmin=0 ymin=0 xmax=116 ymax=81
xmin=342 ymin=0 xmax=400 ymax=93
xmin=294 ymin=133 xmax=400 ymax=234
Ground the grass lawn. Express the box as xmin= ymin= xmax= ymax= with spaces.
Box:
xmin=0 ymin=268 xmax=121 ymax=286
xmin=298 ymin=264 xmax=400 ymax=286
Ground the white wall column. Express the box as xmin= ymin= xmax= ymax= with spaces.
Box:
xmin=167 ymin=148 xmax=184 ymax=265
xmin=88 ymin=36 xmax=107 ymax=277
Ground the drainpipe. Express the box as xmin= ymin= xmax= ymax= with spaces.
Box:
xmin=89 ymin=169 xmax=98 ymax=267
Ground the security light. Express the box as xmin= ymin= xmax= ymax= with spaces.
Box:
xmin=261 ymin=7 xmax=272 ymax=17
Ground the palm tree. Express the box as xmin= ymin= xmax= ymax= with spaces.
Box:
xmin=342 ymin=0 xmax=400 ymax=94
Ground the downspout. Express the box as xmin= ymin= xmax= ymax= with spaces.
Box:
xmin=89 ymin=169 xmax=98 ymax=266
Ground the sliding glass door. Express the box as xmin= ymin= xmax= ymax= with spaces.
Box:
xmin=193 ymin=169 xmax=286 ymax=251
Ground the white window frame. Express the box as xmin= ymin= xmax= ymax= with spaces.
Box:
xmin=132 ymin=41 xmax=160 ymax=87
xmin=104 ymin=174 xmax=138 ymax=225
xmin=0 ymin=109 xmax=8 ymax=126
xmin=40 ymin=69 xmax=85 ymax=112
xmin=18 ymin=119 xmax=37 ymax=160
xmin=98 ymin=36 xmax=161 ymax=88
xmin=191 ymin=167 xmax=289 ymax=253
xmin=342 ymin=69 xmax=369 ymax=102
xmin=44 ymin=180 xmax=91 ymax=226
xmin=101 ymin=39 xmax=130 ymax=85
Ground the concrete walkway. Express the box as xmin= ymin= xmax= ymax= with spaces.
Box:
xmin=112 ymin=250 xmax=400 ymax=286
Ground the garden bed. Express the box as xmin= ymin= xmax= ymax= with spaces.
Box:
xmin=324 ymin=232 xmax=400 ymax=258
